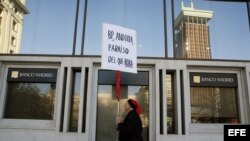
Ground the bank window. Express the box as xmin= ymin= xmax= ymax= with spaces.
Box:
xmin=166 ymin=72 xmax=175 ymax=134
xmin=97 ymin=71 xmax=149 ymax=141
xmin=190 ymin=73 xmax=239 ymax=123
xmin=4 ymin=68 xmax=57 ymax=120
xmin=69 ymin=70 xmax=81 ymax=132
xmin=4 ymin=83 xmax=56 ymax=119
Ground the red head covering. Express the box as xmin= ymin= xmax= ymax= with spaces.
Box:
xmin=127 ymin=99 xmax=142 ymax=115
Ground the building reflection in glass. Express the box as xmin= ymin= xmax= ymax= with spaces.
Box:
xmin=96 ymin=85 xmax=149 ymax=141
xmin=190 ymin=87 xmax=239 ymax=123
xmin=166 ymin=73 xmax=175 ymax=133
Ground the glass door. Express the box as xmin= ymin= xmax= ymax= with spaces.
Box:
xmin=96 ymin=71 xmax=149 ymax=141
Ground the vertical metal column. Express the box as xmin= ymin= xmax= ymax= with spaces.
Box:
xmin=72 ymin=0 xmax=80 ymax=55
xmin=247 ymin=0 xmax=250 ymax=30
xmin=163 ymin=0 xmax=168 ymax=58
xmin=171 ymin=0 xmax=175 ymax=58
xmin=81 ymin=0 xmax=88 ymax=55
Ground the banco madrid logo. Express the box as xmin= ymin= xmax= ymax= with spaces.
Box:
xmin=11 ymin=71 xmax=19 ymax=78
xmin=193 ymin=76 xmax=200 ymax=83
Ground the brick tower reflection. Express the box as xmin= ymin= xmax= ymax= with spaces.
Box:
xmin=174 ymin=0 xmax=213 ymax=59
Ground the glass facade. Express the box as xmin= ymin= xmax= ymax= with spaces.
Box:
xmin=20 ymin=0 xmax=77 ymax=54
xmin=0 ymin=0 xmax=250 ymax=140
xmin=85 ymin=0 xmax=164 ymax=57
xmin=173 ymin=0 xmax=250 ymax=60
xmin=4 ymin=83 xmax=56 ymax=120
xmin=97 ymin=85 xmax=149 ymax=141
xmin=189 ymin=72 xmax=240 ymax=123
xmin=96 ymin=70 xmax=150 ymax=141
xmin=166 ymin=73 xmax=175 ymax=133
xmin=190 ymin=87 xmax=239 ymax=123
xmin=12 ymin=0 xmax=249 ymax=59
xmin=69 ymin=71 xmax=81 ymax=132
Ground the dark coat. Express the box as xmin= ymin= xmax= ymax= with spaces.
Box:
xmin=117 ymin=110 xmax=143 ymax=141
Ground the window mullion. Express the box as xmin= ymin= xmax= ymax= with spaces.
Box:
xmin=63 ymin=68 xmax=73 ymax=132
xmin=176 ymin=70 xmax=182 ymax=134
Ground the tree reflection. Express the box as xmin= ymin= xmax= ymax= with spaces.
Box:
xmin=4 ymin=83 xmax=56 ymax=120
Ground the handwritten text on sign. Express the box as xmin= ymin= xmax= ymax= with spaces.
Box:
xmin=102 ymin=23 xmax=137 ymax=73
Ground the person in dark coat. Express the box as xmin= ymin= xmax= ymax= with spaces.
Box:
xmin=116 ymin=99 xmax=143 ymax=141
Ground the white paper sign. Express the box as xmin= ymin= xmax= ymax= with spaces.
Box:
xmin=101 ymin=23 xmax=137 ymax=73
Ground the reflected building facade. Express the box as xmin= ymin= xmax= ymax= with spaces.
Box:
xmin=0 ymin=0 xmax=28 ymax=54
xmin=0 ymin=1 xmax=250 ymax=141
xmin=174 ymin=1 xmax=213 ymax=59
